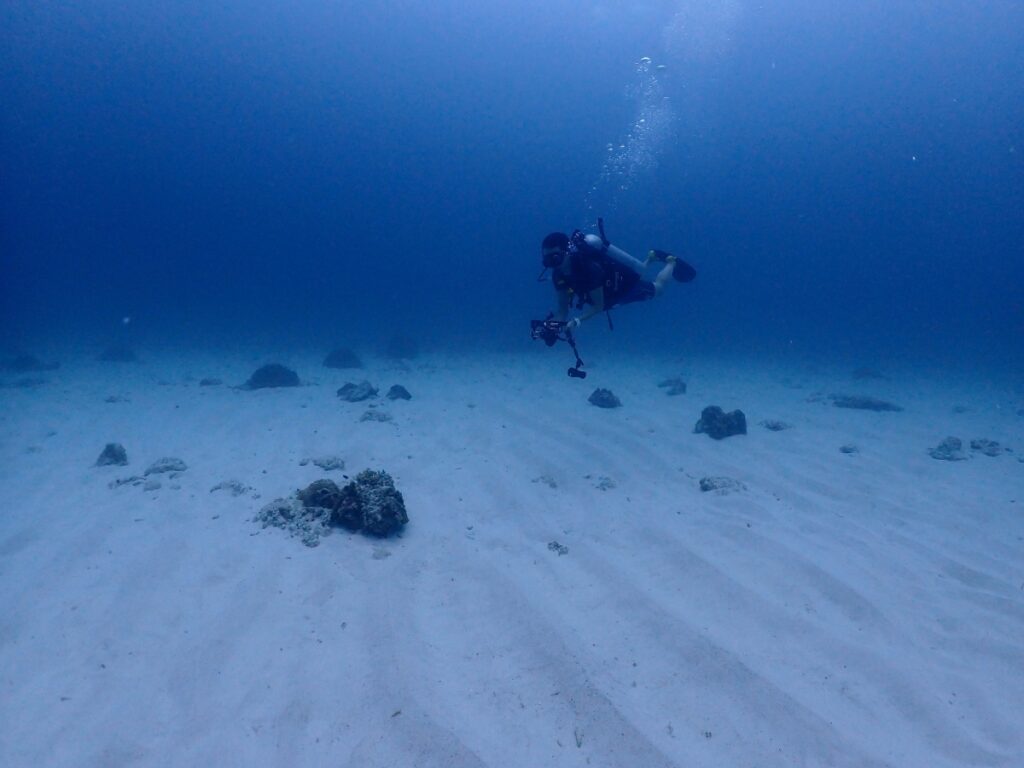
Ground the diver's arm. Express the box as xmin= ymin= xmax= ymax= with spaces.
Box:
xmin=554 ymin=289 xmax=571 ymax=321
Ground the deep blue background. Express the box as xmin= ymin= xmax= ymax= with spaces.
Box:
xmin=2 ymin=1 xmax=1021 ymax=361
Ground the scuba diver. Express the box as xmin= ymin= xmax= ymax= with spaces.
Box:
xmin=532 ymin=219 xmax=695 ymax=377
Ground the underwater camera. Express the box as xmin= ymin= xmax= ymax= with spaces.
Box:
xmin=530 ymin=318 xmax=587 ymax=379
xmin=530 ymin=318 xmax=564 ymax=347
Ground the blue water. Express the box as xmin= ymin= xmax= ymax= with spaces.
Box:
xmin=2 ymin=1 xmax=1022 ymax=363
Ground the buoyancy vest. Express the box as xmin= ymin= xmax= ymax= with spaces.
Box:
xmin=553 ymin=230 xmax=640 ymax=309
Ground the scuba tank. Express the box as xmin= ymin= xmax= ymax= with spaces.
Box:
xmin=580 ymin=234 xmax=647 ymax=273
xmin=569 ymin=218 xmax=647 ymax=274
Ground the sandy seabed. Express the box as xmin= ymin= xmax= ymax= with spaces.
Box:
xmin=1 ymin=349 xmax=1022 ymax=767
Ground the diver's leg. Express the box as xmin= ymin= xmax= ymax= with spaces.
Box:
xmin=653 ymin=256 xmax=677 ymax=295
xmin=645 ymin=248 xmax=673 ymax=268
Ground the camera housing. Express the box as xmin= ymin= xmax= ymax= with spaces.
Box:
xmin=531 ymin=318 xmax=587 ymax=379
xmin=530 ymin=318 xmax=564 ymax=347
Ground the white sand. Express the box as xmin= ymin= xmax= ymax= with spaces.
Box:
xmin=1 ymin=350 xmax=1022 ymax=767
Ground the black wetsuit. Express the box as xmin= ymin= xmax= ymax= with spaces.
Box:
xmin=553 ymin=247 xmax=655 ymax=310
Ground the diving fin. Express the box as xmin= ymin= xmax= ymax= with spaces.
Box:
xmin=648 ymin=249 xmax=696 ymax=282
xmin=673 ymin=259 xmax=696 ymax=282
